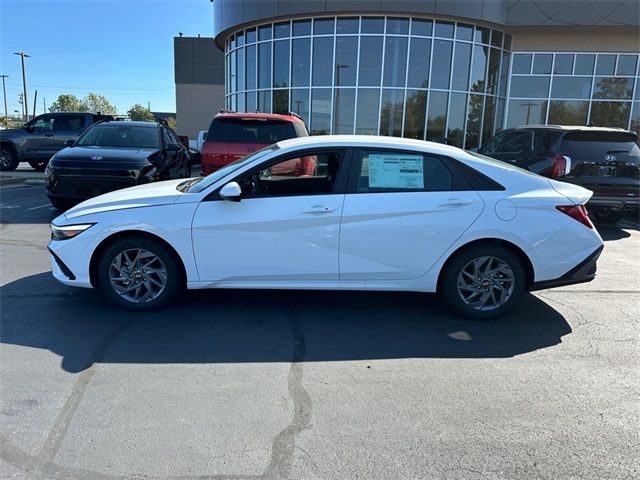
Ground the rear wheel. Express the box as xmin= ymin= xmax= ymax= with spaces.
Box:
xmin=0 ymin=145 xmax=18 ymax=171
xmin=590 ymin=208 xmax=624 ymax=225
xmin=97 ymin=237 xmax=182 ymax=311
xmin=28 ymin=159 xmax=48 ymax=171
xmin=441 ymin=245 xmax=525 ymax=320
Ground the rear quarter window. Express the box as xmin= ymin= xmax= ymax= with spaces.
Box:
xmin=207 ymin=118 xmax=299 ymax=144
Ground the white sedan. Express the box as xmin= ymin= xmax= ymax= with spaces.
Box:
xmin=49 ymin=135 xmax=604 ymax=319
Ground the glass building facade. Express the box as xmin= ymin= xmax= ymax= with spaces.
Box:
xmin=224 ymin=16 xmax=512 ymax=149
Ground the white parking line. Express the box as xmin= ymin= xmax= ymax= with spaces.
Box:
xmin=27 ymin=203 xmax=51 ymax=211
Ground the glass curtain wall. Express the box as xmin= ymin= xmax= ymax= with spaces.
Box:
xmin=507 ymin=52 xmax=640 ymax=133
xmin=225 ymin=16 xmax=511 ymax=148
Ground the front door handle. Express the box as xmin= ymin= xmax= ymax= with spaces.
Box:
xmin=303 ymin=205 xmax=337 ymax=214
xmin=438 ymin=199 xmax=474 ymax=208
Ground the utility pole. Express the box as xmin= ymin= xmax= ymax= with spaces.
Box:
xmin=32 ymin=90 xmax=37 ymax=119
xmin=148 ymin=101 xmax=151 ymax=112
xmin=14 ymin=52 xmax=30 ymax=121
xmin=43 ymin=97 xmax=46 ymax=114
xmin=0 ymin=75 xmax=8 ymax=127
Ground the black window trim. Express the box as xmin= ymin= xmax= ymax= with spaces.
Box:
xmin=204 ymin=147 xmax=353 ymax=201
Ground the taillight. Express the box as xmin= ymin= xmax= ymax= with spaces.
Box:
xmin=549 ymin=154 xmax=571 ymax=178
xmin=556 ymin=205 xmax=594 ymax=229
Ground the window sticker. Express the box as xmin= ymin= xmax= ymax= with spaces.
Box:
xmin=367 ymin=154 xmax=424 ymax=189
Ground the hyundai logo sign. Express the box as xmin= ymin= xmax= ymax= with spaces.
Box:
xmin=604 ymin=154 xmax=617 ymax=161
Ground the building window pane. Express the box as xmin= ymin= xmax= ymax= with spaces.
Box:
xmin=383 ymin=36 xmax=408 ymax=87
xmin=512 ymin=54 xmax=532 ymax=74
xmin=506 ymin=100 xmax=547 ymax=127
xmin=291 ymin=38 xmax=310 ymax=87
xmin=380 ymin=89 xmax=404 ymax=137
xmin=495 ymin=98 xmax=506 ymax=132
xmin=482 ymin=96 xmax=496 ymax=144
xmin=273 ymin=40 xmax=290 ymax=87
xmin=510 ymin=76 xmax=550 ymax=98
xmin=469 ymin=44 xmax=488 ymax=92
xmin=451 ymin=42 xmax=471 ymax=91
xmin=291 ymin=89 xmax=310 ymax=124
xmin=551 ymin=77 xmax=592 ymax=99
xmin=387 ymin=17 xmax=409 ymax=35
xmin=258 ymin=43 xmax=272 ymax=89
xmin=466 ymin=94 xmax=484 ymax=148
xmin=474 ymin=26 xmax=490 ymax=44
xmin=337 ymin=17 xmax=359 ymax=34
xmin=312 ymin=37 xmax=334 ymax=86
xmin=258 ymin=90 xmax=271 ymax=113
xmin=593 ymin=77 xmax=633 ymax=100
xmin=333 ymin=88 xmax=355 ymax=134
xmin=230 ymin=35 xmax=236 ymax=51
xmin=314 ymin=18 xmax=335 ymax=35
xmin=355 ymin=89 xmax=380 ymax=135
xmin=407 ymin=37 xmax=431 ymax=88
xmin=435 ymin=21 xmax=454 ymax=38
xmin=246 ymin=91 xmax=256 ymax=113
xmin=548 ymin=101 xmax=588 ymax=126
xmin=590 ymin=102 xmax=632 ymax=129
xmin=630 ymin=102 xmax=640 ymax=135
xmin=554 ymin=54 xmax=574 ymax=74
xmin=533 ymin=54 xmax=552 ymax=74
xmin=335 ymin=37 xmax=358 ymax=86
xmin=491 ymin=30 xmax=503 ymax=48
xmin=359 ymin=36 xmax=383 ymax=86
xmin=273 ymin=90 xmax=289 ymax=114
xmin=411 ymin=19 xmax=432 ymax=36
xmin=596 ymin=54 xmax=616 ymax=75
xmin=237 ymin=47 xmax=245 ymax=92
xmin=229 ymin=50 xmax=236 ymax=93
xmin=237 ymin=91 xmax=245 ymax=112
xmin=617 ymin=55 xmax=638 ymax=76
xmin=504 ymin=34 xmax=512 ymax=51
xmin=361 ymin=17 xmax=384 ymax=34
xmin=293 ymin=20 xmax=311 ymax=37
xmin=486 ymin=48 xmax=501 ymax=95
xmin=274 ymin=22 xmax=290 ymax=39
xmin=258 ymin=25 xmax=272 ymax=41
xmin=311 ymin=89 xmax=332 ymax=134
xmin=447 ymin=93 xmax=467 ymax=148
xmin=404 ymin=90 xmax=428 ymax=139
xmin=426 ymin=91 xmax=448 ymax=142
xmin=456 ymin=23 xmax=473 ymax=41
xmin=574 ymin=54 xmax=595 ymax=75
xmin=246 ymin=28 xmax=256 ymax=44
xmin=246 ymin=45 xmax=256 ymax=90
xmin=431 ymin=40 xmax=453 ymax=90
xmin=236 ymin=32 xmax=245 ymax=47
xmin=498 ymin=51 xmax=510 ymax=96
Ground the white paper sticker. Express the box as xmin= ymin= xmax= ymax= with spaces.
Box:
xmin=368 ymin=154 xmax=424 ymax=189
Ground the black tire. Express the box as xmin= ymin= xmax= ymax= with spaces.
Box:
xmin=590 ymin=208 xmax=624 ymax=225
xmin=49 ymin=198 xmax=76 ymax=211
xmin=440 ymin=244 xmax=526 ymax=320
xmin=0 ymin=144 xmax=18 ymax=171
xmin=28 ymin=159 xmax=48 ymax=171
xmin=97 ymin=236 xmax=183 ymax=311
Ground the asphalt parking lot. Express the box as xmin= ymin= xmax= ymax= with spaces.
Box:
xmin=1 ymin=179 xmax=638 ymax=480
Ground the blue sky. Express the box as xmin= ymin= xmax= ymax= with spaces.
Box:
xmin=0 ymin=0 xmax=215 ymax=116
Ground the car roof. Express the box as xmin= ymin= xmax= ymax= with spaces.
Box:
xmin=276 ymin=135 xmax=466 ymax=156
xmin=215 ymin=112 xmax=304 ymax=123
xmin=514 ymin=124 xmax=630 ymax=133
xmin=99 ymin=120 xmax=159 ymax=128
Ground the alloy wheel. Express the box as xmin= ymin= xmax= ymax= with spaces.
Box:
xmin=108 ymin=248 xmax=167 ymax=304
xmin=456 ymin=256 xmax=515 ymax=311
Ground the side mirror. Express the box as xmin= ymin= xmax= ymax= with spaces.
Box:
xmin=219 ymin=181 xmax=242 ymax=202
xmin=64 ymin=139 xmax=75 ymax=147
xmin=167 ymin=143 xmax=181 ymax=151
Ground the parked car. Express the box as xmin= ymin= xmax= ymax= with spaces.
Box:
xmin=44 ymin=120 xmax=190 ymax=211
xmin=201 ymin=111 xmax=308 ymax=175
xmin=48 ymin=135 xmax=603 ymax=319
xmin=478 ymin=125 xmax=639 ymax=224
xmin=0 ymin=112 xmax=113 ymax=171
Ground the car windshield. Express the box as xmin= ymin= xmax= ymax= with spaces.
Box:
xmin=76 ymin=124 xmax=160 ymax=149
xmin=187 ymin=144 xmax=279 ymax=193
xmin=207 ymin=117 xmax=301 ymax=144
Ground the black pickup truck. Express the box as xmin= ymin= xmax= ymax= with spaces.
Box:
xmin=0 ymin=112 xmax=113 ymax=171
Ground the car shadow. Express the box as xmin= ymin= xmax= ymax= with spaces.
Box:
xmin=1 ymin=272 xmax=572 ymax=373
xmin=596 ymin=224 xmax=632 ymax=241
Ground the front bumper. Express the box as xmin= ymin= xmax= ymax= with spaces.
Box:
xmin=529 ymin=245 xmax=604 ymax=291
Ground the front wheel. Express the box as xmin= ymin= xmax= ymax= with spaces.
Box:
xmin=97 ymin=237 xmax=183 ymax=311
xmin=440 ymin=245 xmax=525 ymax=320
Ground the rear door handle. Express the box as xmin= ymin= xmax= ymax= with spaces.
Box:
xmin=303 ymin=205 xmax=337 ymax=214
xmin=438 ymin=199 xmax=474 ymax=208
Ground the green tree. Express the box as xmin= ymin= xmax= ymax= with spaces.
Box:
xmin=127 ymin=104 xmax=154 ymax=121
xmin=49 ymin=94 xmax=84 ymax=112
xmin=166 ymin=117 xmax=177 ymax=131
xmin=83 ymin=93 xmax=117 ymax=115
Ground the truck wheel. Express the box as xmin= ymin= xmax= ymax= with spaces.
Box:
xmin=0 ymin=145 xmax=18 ymax=171
xmin=28 ymin=159 xmax=48 ymax=172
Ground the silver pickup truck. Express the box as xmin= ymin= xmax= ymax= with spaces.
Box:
xmin=0 ymin=112 xmax=113 ymax=171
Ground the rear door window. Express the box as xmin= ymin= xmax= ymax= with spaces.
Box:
xmin=207 ymin=118 xmax=298 ymax=144
xmin=479 ymin=130 xmax=533 ymax=155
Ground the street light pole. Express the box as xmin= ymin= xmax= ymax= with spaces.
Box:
xmin=14 ymin=52 xmax=30 ymax=122
xmin=0 ymin=75 xmax=8 ymax=127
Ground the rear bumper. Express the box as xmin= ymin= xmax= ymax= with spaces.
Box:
xmin=588 ymin=196 xmax=639 ymax=210
xmin=529 ymin=245 xmax=603 ymax=291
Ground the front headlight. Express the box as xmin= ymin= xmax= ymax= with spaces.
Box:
xmin=50 ymin=223 xmax=95 ymax=240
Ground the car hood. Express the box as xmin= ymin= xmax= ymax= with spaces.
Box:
xmin=0 ymin=128 xmax=25 ymax=139
xmin=64 ymin=178 xmax=185 ymax=220
xmin=54 ymin=146 xmax=159 ymax=162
